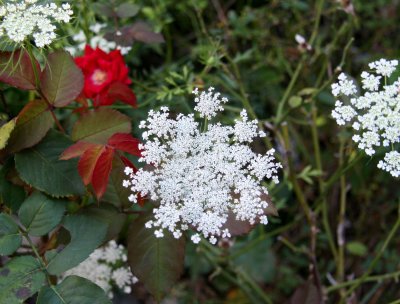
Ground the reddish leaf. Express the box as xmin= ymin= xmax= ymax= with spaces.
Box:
xmin=120 ymin=155 xmax=136 ymax=170
xmin=106 ymin=82 xmax=137 ymax=107
xmin=92 ymin=147 xmax=115 ymax=199
xmin=0 ymin=50 xmax=39 ymax=90
xmin=72 ymin=108 xmax=131 ymax=144
xmin=40 ymin=51 xmax=84 ymax=107
xmin=60 ymin=141 xmax=98 ymax=160
xmin=104 ymin=22 xmax=164 ymax=47
xmin=78 ymin=145 xmax=104 ymax=185
xmin=128 ymin=22 xmax=165 ymax=44
xmin=108 ymin=133 xmax=141 ymax=156
xmin=6 ymin=99 xmax=53 ymax=153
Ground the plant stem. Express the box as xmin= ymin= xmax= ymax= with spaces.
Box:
xmin=275 ymin=0 xmax=325 ymax=124
xmin=342 ymin=203 xmax=400 ymax=301
xmin=326 ymin=270 xmax=400 ymax=293
xmin=281 ymin=122 xmax=312 ymax=224
xmin=336 ymin=139 xmax=347 ymax=300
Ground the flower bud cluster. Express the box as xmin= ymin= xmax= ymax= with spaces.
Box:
xmin=60 ymin=240 xmax=138 ymax=299
xmin=331 ymin=59 xmax=400 ymax=177
xmin=124 ymin=88 xmax=282 ymax=244
xmin=0 ymin=0 xmax=73 ymax=48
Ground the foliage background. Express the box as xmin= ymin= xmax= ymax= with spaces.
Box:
xmin=1 ymin=0 xmax=400 ymax=303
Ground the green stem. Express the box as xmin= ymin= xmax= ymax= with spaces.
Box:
xmin=336 ymin=139 xmax=347 ymax=299
xmin=282 ymin=123 xmax=312 ymax=224
xmin=326 ymin=270 xmax=400 ymax=293
xmin=343 ymin=203 xmax=400 ymax=300
xmin=275 ymin=0 xmax=325 ymax=124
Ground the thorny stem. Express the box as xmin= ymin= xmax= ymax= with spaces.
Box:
xmin=340 ymin=203 xmax=400 ymax=302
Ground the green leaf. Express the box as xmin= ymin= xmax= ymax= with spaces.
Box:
xmin=6 ymin=100 xmax=53 ymax=153
xmin=102 ymin=156 xmax=133 ymax=208
xmin=37 ymin=276 xmax=111 ymax=304
xmin=15 ymin=129 xmax=85 ymax=197
xmin=346 ymin=241 xmax=368 ymax=256
xmin=116 ymin=3 xmax=140 ymax=18
xmin=46 ymin=214 xmax=107 ymax=275
xmin=80 ymin=203 xmax=126 ymax=241
xmin=72 ymin=108 xmax=131 ymax=144
xmin=0 ymin=160 xmax=26 ymax=212
xmin=127 ymin=213 xmax=185 ymax=301
xmin=0 ymin=182 xmax=25 ymax=212
xmin=18 ymin=192 xmax=66 ymax=236
xmin=231 ymin=237 xmax=276 ymax=284
xmin=0 ymin=213 xmax=21 ymax=256
xmin=0 ymin=256 xmax=46 ymax=304
xmin=40 ymin=51 xmax=84 ymax=107
xmin=0 ymin=118 xmax=16 ymax=150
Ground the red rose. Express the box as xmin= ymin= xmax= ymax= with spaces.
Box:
xmin=75 ymin=45 xmax=136 ymax=107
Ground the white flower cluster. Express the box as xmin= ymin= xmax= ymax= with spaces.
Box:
xmin=65 ymin=23 xmax=132 ymax=56
xmin=331 ymin=59 xmax=400 ymax=177
xmin=123 ymin=88 xmax=282 ymax=244
xmin=60 ymin=240 xmax=138 ymax=299
xmin=0 ymin=0 xmax=73 ymax=48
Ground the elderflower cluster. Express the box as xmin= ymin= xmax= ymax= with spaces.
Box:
xmin=0 ymin=0 xmax=73 ymax=48
xmin=331 ymin=59 xmax=400 ymax=177
xmin=123 ymin=88 xmax=282 ymax=244
xmin=60 ymin=240 xmax=138 ymax=299
xmin=65 ymin=23 xmax=131 ymax=56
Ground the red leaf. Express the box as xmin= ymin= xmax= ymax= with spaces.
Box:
xmin=107 ymin=82 xmax=137 ymax=107
xmin=60 ymin=141 xmax=98 ymax=160
xmin=108 ymin=133 xmax=141 ymax=156
xmin=0 ymin=50 xmax=39 ymax=90
xmin=120 ymin=155 xmax=136 ymax=170
xmin=77 ymin=145 xmax=104 ymax=185
xmin=92 ymin=147 xmax=115 ymax=199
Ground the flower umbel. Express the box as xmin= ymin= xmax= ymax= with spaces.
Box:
xmin=331 ymin=58 xmax=400 ymax=177
xmin=60 ymin=240 xmax=138 ymax=299
xmin=124 ymin=88 xmax=282 ymax=244
xmin=0 ymin=0 xmax=73 ymax=48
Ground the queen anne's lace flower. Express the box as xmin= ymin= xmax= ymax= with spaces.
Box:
xmin=331 ymin=59 xmax=400 ymax=177
xmin=124 ymin=88 xmax=282 ymax=244
xmin=0 ymin=0 xmax=73 ymax=48
xmin=193 ymin=87 xmax=228 ymax=119
xmin=60 ymin=240 xmax=138 ymax=299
